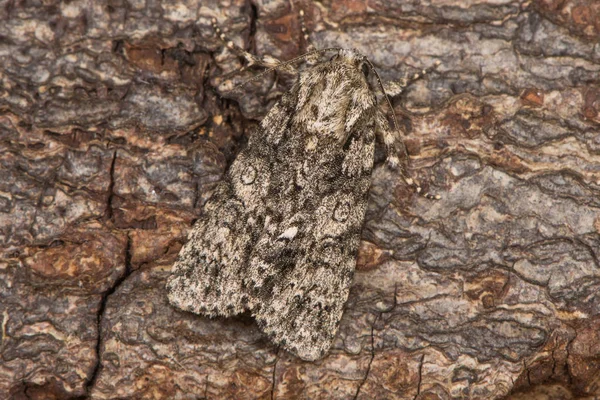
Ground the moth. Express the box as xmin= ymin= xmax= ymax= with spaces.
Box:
xmin=166 ymin=10 xmax=438 ymax=361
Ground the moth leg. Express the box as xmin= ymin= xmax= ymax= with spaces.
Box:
xmin=383 ymin=61 xmax=442 ymax=97
xmin=377 ymin=114 xmax=440 ymax=200
xmin=211 ymin=18 xmax=293 ymax=72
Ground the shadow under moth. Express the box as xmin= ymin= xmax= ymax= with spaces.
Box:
xmin=166 ymin=9 xmax=438 ymax=361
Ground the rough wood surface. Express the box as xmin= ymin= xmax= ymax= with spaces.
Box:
xmin=1 ymin=0 xmax=599 ymax=399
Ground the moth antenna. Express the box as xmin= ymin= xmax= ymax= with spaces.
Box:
xmin=212 ymin=16 xmax=344 ymax=93
xmin=225 ymin=47 xmax=345 ymax=92
xmin=365 ymin=60 xmax=401 ymax=137
xmin=365 ymin=59 xmax=442 ymax=200
xmin=211 ymin=18 xmax=282 ymax=70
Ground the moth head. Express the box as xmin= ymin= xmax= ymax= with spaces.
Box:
xmin=326 ymin=49 xmax=402 ymax=140
xmin=329 ymin=49 xmax=372 ymax=81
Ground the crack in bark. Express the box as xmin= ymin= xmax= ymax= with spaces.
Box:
xmin=270 ymin=349 xmax=279 ymax=400
xmin=104 ymin=150 xmax=117 ymax=221
xmin=204 ymin=374 xmax=209 ymax=399
xmin=563 ymin=329 xmax=576 ymax=386
xmin=82 ymin=232 xmax=133 ymax=398
xmin=353 ymin=315 xmax=378 ymax=400
xmin=249 ymin=1 xmax=258 ymax=40
xmin=413 ymin=354 xmax=425 ymax=400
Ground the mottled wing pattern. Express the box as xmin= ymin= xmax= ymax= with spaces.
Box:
xmin=166 ymin=125 xmax=283 ymax=317
xmin=167 ymin=51 xmax=386 ymax=361
xmin=247 ymin=60 xmax=379 ymax=360
xmin=249 ymin=125 xmax=375 ymax=360
xmin=166 ymin=77 xmax=299 ymax=317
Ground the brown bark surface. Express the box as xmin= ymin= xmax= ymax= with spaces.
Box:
xmin=1 ymin=0 xmax=599 ymax=399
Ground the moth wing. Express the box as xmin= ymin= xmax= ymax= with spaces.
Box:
xmin=249 ymin=127 xmax=375 ymax=361
xmin=166 ymin=135 xmax=275 ymax=317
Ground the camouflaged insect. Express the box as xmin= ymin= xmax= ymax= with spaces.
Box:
xmin=166 ymin=11 xmax=437 ymax=361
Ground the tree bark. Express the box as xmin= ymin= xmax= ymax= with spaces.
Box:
xmin=1 ymin=0 xmax=599 ymax=399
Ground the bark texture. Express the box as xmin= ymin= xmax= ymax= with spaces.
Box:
xmin=1 ymin=0 xmax=599 ymax=399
